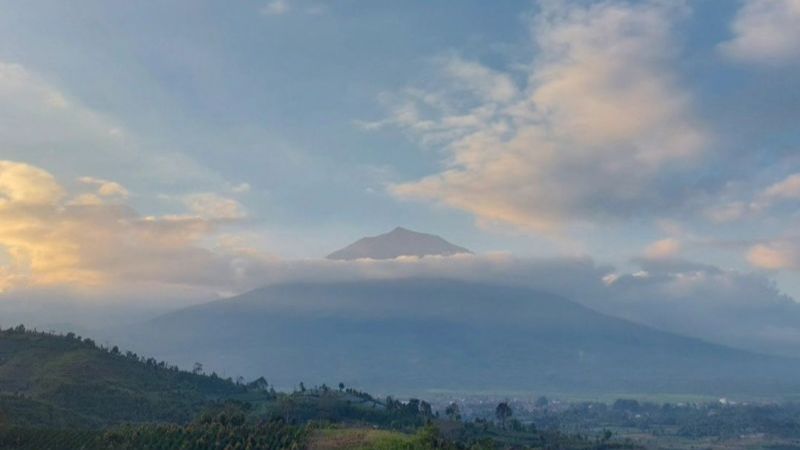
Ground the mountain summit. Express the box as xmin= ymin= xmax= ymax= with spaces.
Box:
xmin=326 ymin=227 xmax=472 ymax=260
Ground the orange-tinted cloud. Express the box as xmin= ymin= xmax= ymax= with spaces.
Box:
xmin=0 ymin=160 xmax=267 ymax=293
xmin=748 ymin=242 xmax=799 ymax=271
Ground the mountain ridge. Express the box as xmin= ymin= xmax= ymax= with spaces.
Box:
xmin=125 ymin=277 xmax=800 ymax=396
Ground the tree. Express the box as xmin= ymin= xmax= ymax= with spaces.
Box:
xmin=535 ymin=396 xmax=549 ymax=408
xmin=338 ymin=382 xmax=345 ymax=391
xmin=248 ymin=377 xmax=269 ymax=391
xmin=445 ymin=402 xmax=461 ymax=421
xmin=419 ymin=400 xmax=433 ymax=418
xmin=192 ymin=362 xmax=203 ymax=375
xmin=496 ymin=402 xmax=513 ymax=428
xmin=407 ymin=399 xmax=421 ymax=416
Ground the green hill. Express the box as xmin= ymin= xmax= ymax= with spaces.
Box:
xmin=0 ymin=325 xmax=435 ymax=430
xmin=0 ymin=325 xmax=257 ymax=428
xmin=0 ymin=325 xmax=644 ymax=449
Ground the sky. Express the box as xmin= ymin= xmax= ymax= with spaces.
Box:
xmin=0 ymin=0 xmax=799 ymax=327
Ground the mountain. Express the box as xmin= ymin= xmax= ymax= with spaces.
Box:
xmin=125 ymin=278 xmax=800 ymax=396
xmin=326 ymin=227 xmax=472 ymax=260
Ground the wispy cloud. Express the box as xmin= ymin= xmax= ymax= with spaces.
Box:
xmin=183 ymin=192 xmax=247 ymax=220
xmin=0 ymin=61 xmax=224 ymax=191
xmin=366 ymin=1 xmax=707 ymax=233
xmin=720 ymin=0 xmax=800 ymax=65
xmin=261 ymin=0 xmax=290 ymax=16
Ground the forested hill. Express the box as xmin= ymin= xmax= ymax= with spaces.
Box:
xmin=0 ymin=325 xmax=645 ymax=450
xmin=0 ymin=325 xmax=444 ymax=431
xmin=0 ymin=325 xmax=256 ymax=428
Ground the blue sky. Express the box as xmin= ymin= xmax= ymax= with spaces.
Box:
xmin=0 ymin=0 xmax=799 ymax=304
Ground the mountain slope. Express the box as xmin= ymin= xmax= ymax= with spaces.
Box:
xmin=326 ymin=227 xmax=472 ymax=260
xmin=0 ymin=326 xmax=252 ymax=428
xmin=128 ymin=278 xmax=800 ymax=396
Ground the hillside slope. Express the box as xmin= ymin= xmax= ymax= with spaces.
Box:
xmin=0 ymin=326 xmax=253 ymax=428
xmin=127 ymin=278 xmax=800 ymax=396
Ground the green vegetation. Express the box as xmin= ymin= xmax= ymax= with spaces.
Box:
xmin=8 ymin=324 xmax=799 ymax=449
xmin=0 ymin=407 xmax=308 ymax=450
xmin=0 ymin=326 xmax=647 ymax=449
xmin=0 ymin=324 xmax=254 ymax=428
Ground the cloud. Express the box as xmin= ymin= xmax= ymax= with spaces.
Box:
xmin=259 ymin=0 xmax=327 ymax=17
xmin=720 ymin=0 xmax=800 ymax=65
xmin=78 ymin=176 xmax=129 ymax=198
xmin=701 ymin=172 xmax=800 ymax=223
xmin=748 ymin=241 xmax=799 ymax=271
xmin=0 ymin=61 xmax=223 ymax=193
xmin=762 ymin=173 xmax=800 ymax=202
xmin=229 ymin=182 xmax=251 ymax=194
xmin=183 ymin=193 xmax=247 ymax=220
xmin=704 ymin=201 xmax=750 ymax=223
xmin=1 ymin=171 xmax=797 ymax=359
xmin=441 ymin=56 xmax=518 ymax=103
xmin=370 ymin=1 xmax=707 ymax=232
xmin=0 ymin=160 xmax=64 ymax=206
xmin=601 ymin=258 xmax=800 ymax=357
xmin=261 ymin=0 xmax=290 ymax=16
xmin=643 ymin=238 xmax=682 ymax=260
xmin=0 ymin=160 xmax=267 ymax=294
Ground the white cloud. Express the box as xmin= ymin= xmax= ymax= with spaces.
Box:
xmin=78 ymin=176 xmax=129 ymax=198
xmin=183 ymin=193 xmax=246 ymax=220
xmin=261 ymin=0 xmax=290 ymax=16
xmin=702 ymin=172 xmax=800 ymax=223
xmin=230 ymin=182 xmax=252 ymax=194
xmin=260 ymin=0 xmax=328 ymax=17
xmin=762 ymin=173 xmax=800 ymax=202
xmin=720 ymin=0 xmax=800 ymax=65
xmin=441 ymin=56 xmax=518 ymax=103
xmin=370 ymin=1 xmax=707 ymax=232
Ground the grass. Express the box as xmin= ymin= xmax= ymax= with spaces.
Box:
xmin=308 ymin=427 xmax=412 ymax=450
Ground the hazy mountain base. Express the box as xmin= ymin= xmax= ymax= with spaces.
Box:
xmin=124 ymin=278 xmax=800 ymax=397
